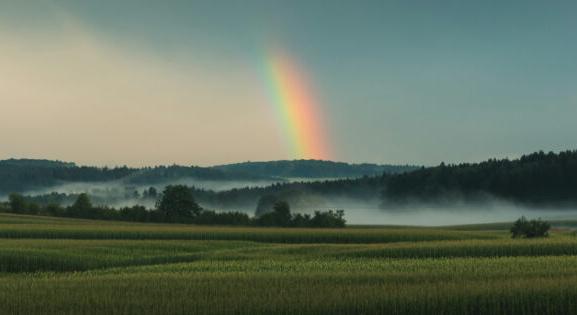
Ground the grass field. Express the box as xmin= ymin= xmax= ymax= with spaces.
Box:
xmin=1 ymin=213 xmax=576 ymax=314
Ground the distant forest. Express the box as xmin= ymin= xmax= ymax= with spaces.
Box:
xmin=1 ymin=185 xmax=346 ymax=228
xmin=212 ymin=160 xmax=416 ymax=178
xmin=182 ymin=150 xmax=577 ymax=210
xmin=0 ymin=159 xmax=413 ymax=195
xmin=382 ymin=150 xmax=577 ymax=207
xmin=3 ymin=151 xmax=577 ymax=212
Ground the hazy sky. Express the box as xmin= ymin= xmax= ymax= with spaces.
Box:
xmin=1 ymin=0 xmax=576 ymax=167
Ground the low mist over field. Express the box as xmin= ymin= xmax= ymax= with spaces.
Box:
xmin=339 ymin=204 xmax=577 ymax=226
xmin=4 ymin=151 xmax=577 ymax=226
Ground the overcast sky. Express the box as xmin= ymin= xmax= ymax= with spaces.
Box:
xmin=1 ymin=0 xmax=576 ymax=167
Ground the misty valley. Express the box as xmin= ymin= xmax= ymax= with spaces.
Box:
xmin=2 ymin=151 xmax=577 ymax=226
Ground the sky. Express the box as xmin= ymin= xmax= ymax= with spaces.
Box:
xmin=1 ymin=0 xmax=576 ymax=167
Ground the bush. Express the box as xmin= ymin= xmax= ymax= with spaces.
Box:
xmin=3 ymin=190 xmax=347 ymax=228
xmin=8 ymin=193 xmax=28 ymax=214
xmin=255 ymin=195 xmax=279 ymax=217
xmin=310 ymin=210 xmax=346 ymax=228
xmin=510 ymin=216 xmax=550 ymax=238
xmin=254 ymin=201 xmax=347 ymax=228
xmin=254 ymin=201 xmax=292 ymax=227
xmin=119 ymin=205 xmax=150 ymax=222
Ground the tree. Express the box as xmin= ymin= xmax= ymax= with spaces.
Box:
xmin=45 ymin=203 xmax=65 ymax=217
xmin=143 ymin=187 xmax=158 ymax=200
xmin=310 ymin=209 xmax=346 ymax=228
xmin=254 ymin=201 xmax=292 ymax=227
xmin=291 ymin=213 xmax=312 ymax=227
xmin=119 ymin=205 xmax=149 ymax=222
xmin=8 ymin=193 xmax=27 ymax=213
xmin=68 ymin=193 xmax=93 ymax=218
xmin=381 ymin=150 xmax=577 ymax=208
xmin=27 ymin=203 xmax=40 ymax=215
xmin=510 ymin=216 xmax=550 ymax=238
xmin=271 ymin=201 xmax=292 ymax=226
xmin=156 ymin=185 xmax=202 ymax=221
xmin=255 ymin=194 xmax=279 ymax=217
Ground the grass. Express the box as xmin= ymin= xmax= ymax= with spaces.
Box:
xmin=0 ymin=212 xmax=576 ymax=314
xmin=0 ymin=213 xmax=503 ymax=243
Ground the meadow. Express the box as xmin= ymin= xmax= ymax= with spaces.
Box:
xmin=1 ymin=213 xmax=576 ymax=314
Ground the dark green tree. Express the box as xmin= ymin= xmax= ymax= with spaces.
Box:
xmin=510 ymin=216 xmax=551 ymax=238
xmin=255 ymin=194 xmax=279 ymax=217
xmin=254 ymin=201 xmax=292 ymax=227
xmin=27 ymin=203 xmax=40 ymax=215
xmin=119 ymin=205 xmax=149 ymax=222
xmin=143 ymin=187 xmax=158 ymax=199
xmin=271 ymin=201 xmax=292 ymax=226
xmin=8 ymin=193 xmax=27 ymax=213
xmin=310 ymin=209 xmax=346 ymax=228
xmin=45 ymin=203 xmax=64 ymax=216
xmin=156 ymin=185 xmax=202 ymax=221
xmin=68 ymin=193 xmax=93 ymax=218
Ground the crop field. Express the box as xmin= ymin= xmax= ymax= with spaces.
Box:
xmin=1 ymin=213 xmax=577 ymax=314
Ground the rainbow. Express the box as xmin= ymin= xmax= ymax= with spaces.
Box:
xmin=264 ymin=49 xmax=331 ymax=160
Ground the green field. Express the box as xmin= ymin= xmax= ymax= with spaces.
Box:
xmin=1 ymin=213 xmax=576 ymax=314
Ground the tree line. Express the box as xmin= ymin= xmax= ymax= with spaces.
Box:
xmin=4 ymin=150 xmax=576 ymax=216
xmin=0 ymin=158 xmax=405 ymax=196
xmin=0 ymin=160 xmax=267 ymax=195
xmin=212 ymin=159 xmax=416 ymax=178
xmin=382 ymin=150 xmax=577 ymax=207
xmin=19 ymin=176 xmax=384 ymax=212
xmin=0 ymin=185 xmax=346 ymax=228
xmin=156 ymin=150 xmax=577 ymax=210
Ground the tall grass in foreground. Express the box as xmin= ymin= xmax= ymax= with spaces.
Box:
xmin=1 ymin=213 xmax=576 ymax=314
xmin=1 ymin=268 xmax=577 ymax=314
xmin=2 ymin=238 xmax=577 ymax=273
xmin=0 ymin=223 xmax=503 ymax=243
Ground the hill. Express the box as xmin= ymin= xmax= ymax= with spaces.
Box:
xmin=0 ymin=160 xmax=134 ymax=195
xmin=212 ymin=160 xmax=417 ymax=178
xmin=382 ymin=150 xmax=577 ymax=207
xmin=8 ymin=150 xmax=577 ymax=212
xmin=0 ymin=158 xmax=413 ymax=196
xmin=0 ymin=159 xmax=76 ymax=168
xmin=194 ymin=150 xmax=577 ymax=211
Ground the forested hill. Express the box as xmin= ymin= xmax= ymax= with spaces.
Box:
xmin=382 ymin=150 xmax=577 ymax=207
xmin=9 ymin=150 xmax=577 ymax=211
xmin=0 ymin=160 xmax=271 ymax=195
xmin=0 ymin=160 xmax=135 ymax=194
xmin=212 ymin=160 xmax=417 ymax=178
xmin=7 ymin=151 xmax=576 ymax=209
xmin=199 ymin=150 xmax=577 ymax=210
xmin=0 ymin=159 xmax=76 ymax=168
xmin=0 ymin=158 xmax=413 ymax=195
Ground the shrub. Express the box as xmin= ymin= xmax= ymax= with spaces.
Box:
xmin=310 ymin=210 xmax=346 ymax=228
xmin=255 ymin=194 xmax=279 ymax=217
xmin=8 ymin=193 xmax=28 ymax=214
xmin=254 ymin=201 xmax=347 ymax=228
xmin=510 ymin=216 xmax=550 ymax=238
xmin=194 ymin=210 xmax=251 ymax=226
xmin=254 ymin=201 xmax=292 ymax=227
